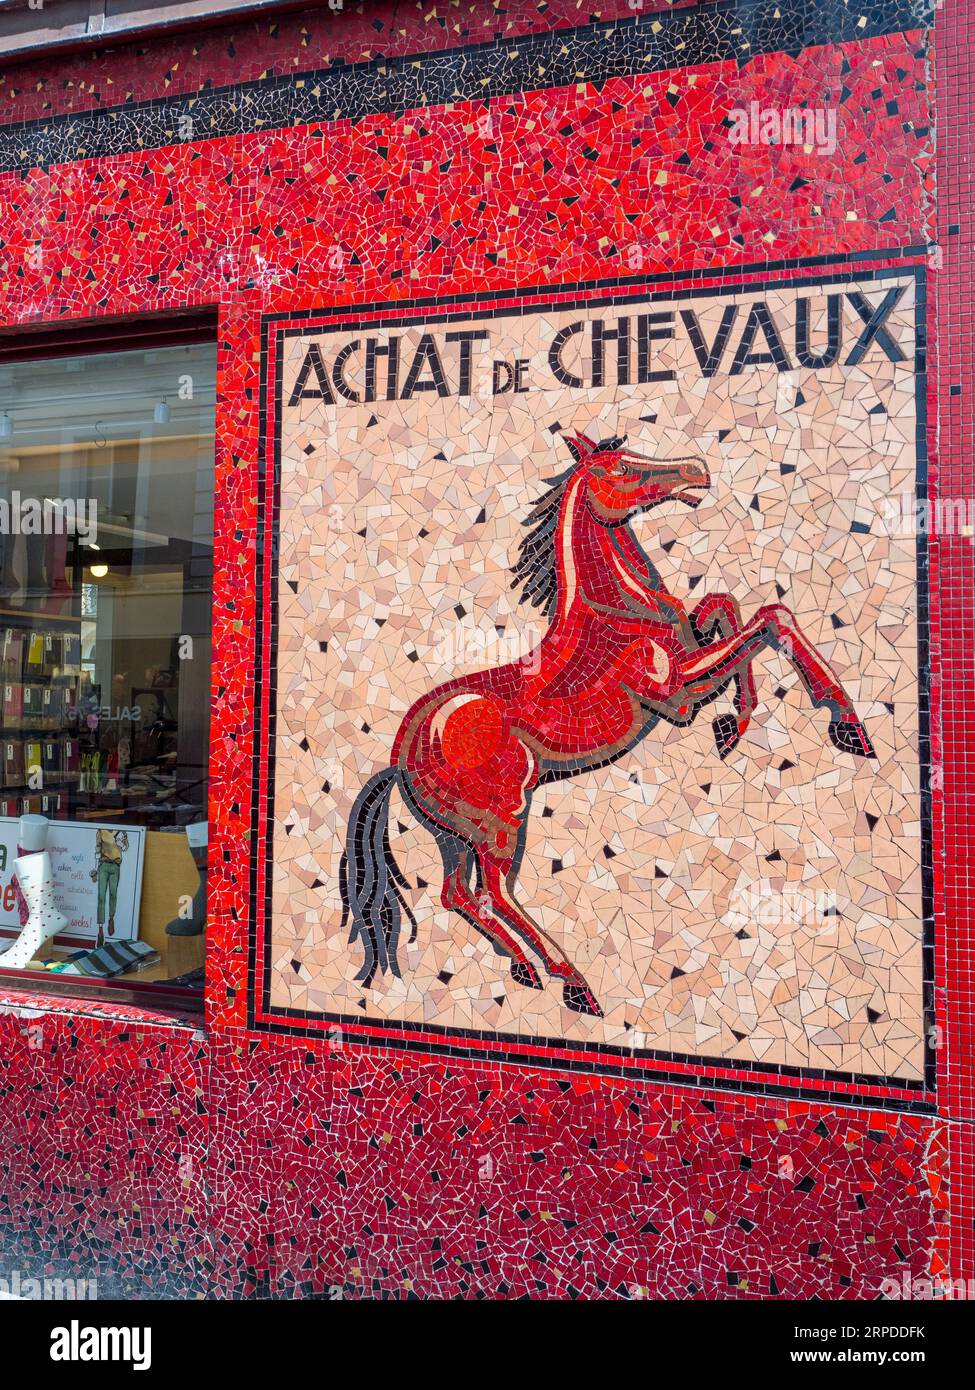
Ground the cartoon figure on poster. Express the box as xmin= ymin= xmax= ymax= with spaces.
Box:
xmin=91 ymin=828 xmax=130 ymax=945
xmin=0 ymin=816 xmax=145 ymax=950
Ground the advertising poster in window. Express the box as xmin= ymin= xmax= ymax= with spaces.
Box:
xmin=0 ymin=818 xmax=146 ymax=944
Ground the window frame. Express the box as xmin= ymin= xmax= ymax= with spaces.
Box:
xmin=0 ymin=311 xmax=218 ymax=1015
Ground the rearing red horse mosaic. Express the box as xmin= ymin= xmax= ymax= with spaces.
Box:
xmin=340 ymin=432 xmax=876 ymax=1017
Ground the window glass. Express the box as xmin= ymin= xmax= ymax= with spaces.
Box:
xmin=0 ymin=341 xmax=215 ymax=996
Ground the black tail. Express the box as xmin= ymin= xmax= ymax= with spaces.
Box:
xmin=339 ymin=768 xmax=417 ymax=986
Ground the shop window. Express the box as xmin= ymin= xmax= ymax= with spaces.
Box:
xmin=0 ymin=334 xmax=215 ymax=1002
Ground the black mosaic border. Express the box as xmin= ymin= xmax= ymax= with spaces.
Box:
xmin=246 ymin=1016 xmax=937 ymax=1114
xmin=0 ymin=0 xmax=932 ymax=174
xmin=249 ymin=255 xmax=935 ymax=1110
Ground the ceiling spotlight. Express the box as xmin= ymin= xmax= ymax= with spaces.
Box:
xmin=153 ymin=399 xmax=170 ymax=425
xmin=0 ymin=413 xmax=12 ymax=440
xmin=89 ymin=563 xmax=109 ymax=578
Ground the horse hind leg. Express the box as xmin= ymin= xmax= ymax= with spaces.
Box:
xmin=433 ymin=829 xmax=543 ymax=991
xmin=400 ymin=734 xmax=599 ymax=1012
xmin=472 ymin=847 xmax=603 ymax=1018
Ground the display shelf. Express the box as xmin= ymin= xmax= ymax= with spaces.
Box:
xmin=0 ymin=607 xmax=82 ymax=624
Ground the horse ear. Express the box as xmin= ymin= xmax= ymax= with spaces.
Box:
xmin=564 ymin=432 xmax=596 ymax=464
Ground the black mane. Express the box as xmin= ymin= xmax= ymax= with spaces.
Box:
xmin=510 ymin=437 xmax=624 ymax=618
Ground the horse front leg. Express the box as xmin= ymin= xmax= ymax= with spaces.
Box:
xmin=689 ymin=593 xmax=758 ymax=758
xmin=679 ymin=603 xmax=876 ymax=758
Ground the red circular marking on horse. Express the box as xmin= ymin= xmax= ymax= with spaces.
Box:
xmin=440 ymin=697 xmax=504 ymax=770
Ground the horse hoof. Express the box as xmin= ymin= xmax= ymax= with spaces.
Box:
xmin=510 ymin=960 xmax=542 ymax=990
xmin=828 ymin=719 xmax=876 ymax=758
xmin=563 ymin=981 xmax=604 ymax=1017
xmin=713 ymin=713 xmax=741 ymax=759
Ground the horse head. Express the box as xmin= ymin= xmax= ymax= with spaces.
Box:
xmin=564 ymin=432 xmax=710 ymax=524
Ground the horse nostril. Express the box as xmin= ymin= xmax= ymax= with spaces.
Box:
xmin=679 ymin=460 xmax=710 ymax=485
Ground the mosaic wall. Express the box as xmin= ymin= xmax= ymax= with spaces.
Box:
xmin=0 ymin=991 xmax=946 ymax=1299
xmin=266 ymin=272 xmax=928 ymax=1084
xmin=0 ymin=0 xmax=970 ymax=1298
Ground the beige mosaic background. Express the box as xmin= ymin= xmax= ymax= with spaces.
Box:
xmin=268 ymin=274 xmax=924 ymax=1080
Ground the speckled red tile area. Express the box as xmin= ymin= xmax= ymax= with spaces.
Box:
xmin=0 ymin=1008 xmax=944 ymax=1300
xmin=0 ymin=1004 xmax=209 ymax=1297
xmin=204 ymin=1042 xmax=947 ymax=1299
xmin=0 ymin=0 xmax=969 ymax=1299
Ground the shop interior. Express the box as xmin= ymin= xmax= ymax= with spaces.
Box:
xmin=0 ymin=340 xmax=215 ymax=992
